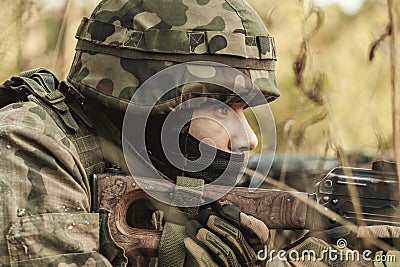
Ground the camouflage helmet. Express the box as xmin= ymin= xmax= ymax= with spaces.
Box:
xmin=67 ymin=0 xmax=280 ymax=114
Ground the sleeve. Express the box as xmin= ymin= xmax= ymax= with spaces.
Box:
xmin=0 ymin=102 xmax=113 ymax=266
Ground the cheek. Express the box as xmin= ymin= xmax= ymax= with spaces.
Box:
xmin=189 ymin=118 xmax=230 ymax=151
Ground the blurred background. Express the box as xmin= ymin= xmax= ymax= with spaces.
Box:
xmin=1 ymin=0 xmax=399 ymax=189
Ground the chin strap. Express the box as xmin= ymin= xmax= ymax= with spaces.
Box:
xmin=158 ymin=176 xmax=204 ymax=267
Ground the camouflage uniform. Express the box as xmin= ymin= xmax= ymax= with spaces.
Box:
xmin=0 ymin=95 xmax=111 ymax=265
xmin=0 ymin=1 xmax=278 ymax=266
xmin=1 ymin=0 xmax=398 ymax=266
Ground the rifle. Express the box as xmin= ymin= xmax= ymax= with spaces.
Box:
xmin=92 ymin=161 xmax=400 ymax=257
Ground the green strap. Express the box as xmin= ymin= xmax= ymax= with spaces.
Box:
xmin=2 ymin=69 xmax=104 ymax=179
xmin=76 ymin=17 xmax=277 ymax=61
xmin=158 ymin=223 xmax=187 ymax=267
xmin=3 ymin=69 xmax=81 ymax=132
xmin=158 ymin=176 xmax=204 ymax=267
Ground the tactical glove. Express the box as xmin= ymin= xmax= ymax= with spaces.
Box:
xmin=184 ymin=204 xmax=269 ymax=267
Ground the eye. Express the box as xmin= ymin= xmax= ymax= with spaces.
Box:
xmin=214 ymin=104 xmax=229 ymax=117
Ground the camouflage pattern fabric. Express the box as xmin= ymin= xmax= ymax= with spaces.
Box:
xmin=67 ymin=0 xmax=280 ymax=114
xmin=0 ymin=101 xmax=112 ymax=266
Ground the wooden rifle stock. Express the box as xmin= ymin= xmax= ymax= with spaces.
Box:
xmin=93 ymin=162 xmax=400 ymax=258
xmin=93 ymin=173 xmax=309 ymax=257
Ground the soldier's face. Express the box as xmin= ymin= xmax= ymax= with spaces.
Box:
xmin=188 ymin=102 xmax=258 ymax=153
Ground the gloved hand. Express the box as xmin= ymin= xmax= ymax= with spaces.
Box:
xmin=184 ymin=204 xmax=269 ymax=267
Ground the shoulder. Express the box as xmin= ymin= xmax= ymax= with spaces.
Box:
xmin=0 ymin=101 xmax=70 ymax=145
xmin=0 ymin=100 xmax=91 ymax=179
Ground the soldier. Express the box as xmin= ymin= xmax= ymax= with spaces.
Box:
xmin=0 ymin=0 xmax=398 ymax=266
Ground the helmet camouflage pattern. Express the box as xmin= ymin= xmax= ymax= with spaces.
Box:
xmin=67 ymin=0 xmax=280 ymax=114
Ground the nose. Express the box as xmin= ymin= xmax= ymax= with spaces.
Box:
xmin=229 ymin=110 xmax=258 ymax=153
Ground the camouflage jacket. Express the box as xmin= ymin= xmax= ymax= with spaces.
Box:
xmin=0 ymin=99 xmax=115 ymax=266
xmin=0 ymin=69 xmax=139 ymax=266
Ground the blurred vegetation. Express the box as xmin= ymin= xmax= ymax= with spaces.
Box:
xmin=0 ymin=0 xmax=98 ymax=79
xmin=1 ymin=0 xmax=399 ymax=165
xmin=248 ymin=0 xmax=400 ymax=165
